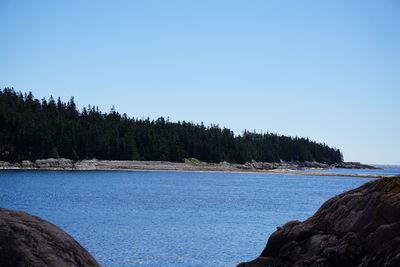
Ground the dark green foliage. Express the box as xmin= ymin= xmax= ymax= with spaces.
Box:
xmin=0 ymin=88 xmax=343 ymax=164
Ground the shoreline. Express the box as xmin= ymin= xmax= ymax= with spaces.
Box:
xmin=0 ymin=158 xmax=394 ymax=179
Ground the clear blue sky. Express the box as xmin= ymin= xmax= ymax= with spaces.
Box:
xmin=1 ymin=0 xmax=399 ymax=164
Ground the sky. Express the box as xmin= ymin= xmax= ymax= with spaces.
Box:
xmin=0 ymin=0 xmax=399 ymax=164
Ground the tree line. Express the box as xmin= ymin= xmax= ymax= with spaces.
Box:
xmin=0 ymin=88 xmax=343 ymax=164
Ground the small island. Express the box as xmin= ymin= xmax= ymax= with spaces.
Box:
xmin=0 ymin=88 xmax=343 ymax=164
xmin=0 ymin=88 xmax=379 ymax=177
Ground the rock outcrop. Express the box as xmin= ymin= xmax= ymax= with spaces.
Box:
xmin=35 ymin=158 xmax=74 ymax=169
xmin=334 ymin=161 xmax=379 ymax=169
xmin=0 ymin=161 xmax=12 ymax=168
xmin=237 ymin=160 xmax=332 ymax=170
xmin=21 ymin=160 xmax=34 ymax=168
xmin=0 ymin=208 xmax=100 ymax=267
xmin=238 ymin=176 xmax=400 ymax=267
xmin=0 ymin=161 xmax=20 ymax=169
xmin=0 ymin=158 xmax=381 ymax=173
xmin=238 ymin=160 xmax=379 ymax=170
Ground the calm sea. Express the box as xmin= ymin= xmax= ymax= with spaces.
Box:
xmin=0 ymin=166 xmax=398 ymax=266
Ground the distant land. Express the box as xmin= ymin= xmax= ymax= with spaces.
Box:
xmin=0 ymin=158 xmax=386 ymax=179
xmin=0 ymin=88 xmax=343 ymax=164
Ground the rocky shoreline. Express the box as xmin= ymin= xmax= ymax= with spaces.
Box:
xmin=237 ymin=176 xmax=400 ymax=266
xmin=0 ymin=158 xmax=379 ymax=172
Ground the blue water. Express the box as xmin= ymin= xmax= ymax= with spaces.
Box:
xmin=0 ymin=167 xmax=397 ymax=266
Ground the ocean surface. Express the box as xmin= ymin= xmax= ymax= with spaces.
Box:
xmin=0 ymin=166 xmax=398 ymax=266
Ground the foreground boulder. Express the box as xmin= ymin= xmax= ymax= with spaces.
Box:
xmin=0 ymin=208 xmax=100 ymax=267
xmin=238 ymin=176 xmax=400 ymax=267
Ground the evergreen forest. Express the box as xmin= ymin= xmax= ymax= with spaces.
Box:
xmin=0 ymin=88 xmax=343 ymax=164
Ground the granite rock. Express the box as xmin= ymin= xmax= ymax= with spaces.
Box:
xmin=34 ymin=158 xmax=73 ymax=169
xmin=238 ymin=176 xmax=400 ymax=267
xmin=21 ymin=160 xmax=34 ymax=168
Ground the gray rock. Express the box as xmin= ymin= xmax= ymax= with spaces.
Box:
xmin=303 ymin=161 xmax=330 ymax=169
xmin=238 ymin=176 xmax=400 ymax=266
xmin=35 ymin=159 xmax=51 ymax=168
xmin=0 ymin=207 xmax=100 ymax=267
xmin=0 ymin=161 xmax=11 ymax=168
xmin=21 ymin=160 xmax=34 ymax=168
xmin=34 ymin=158 xmax=73 ymax=169
xmin=241 ymin=161 xmax=328 ymax=171
xmin=74 ymin=159 xmax=98 ymax=170
xmin=57 ymin=158 xmax=74 ymax=169
xmin=219 ymin=161 xmax=231 ymax=166
xmin=0 ymin=161 xmax=19 ymax=169
xmin=184 ymin=158 xmax=203 ymax=164
xmin=335 ymin=161 xmax=380 ymax=169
